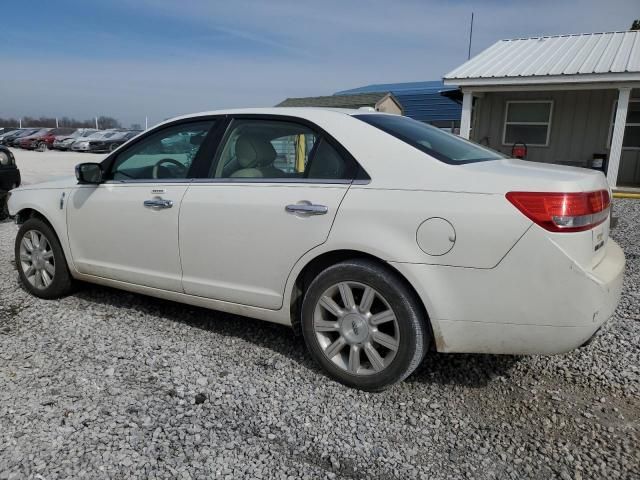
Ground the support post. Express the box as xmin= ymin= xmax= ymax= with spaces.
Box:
xmin=460 ymin=90 xmax=473 ymax=139
xmin=608 ymin=87 xmax=631 ymax=189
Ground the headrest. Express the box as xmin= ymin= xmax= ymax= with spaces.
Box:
xmin=236 ymin=134 xmax=277 ymax=168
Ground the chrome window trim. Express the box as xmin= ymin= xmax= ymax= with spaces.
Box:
xmin=100 ymin=178 xmax=369 ymax=185
xmin=190 ymin=178 xmax=355 ymax=185
xmin=103 ymin=179 xmax=194 ymax=184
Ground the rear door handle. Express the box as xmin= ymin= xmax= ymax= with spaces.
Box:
xmin=144 ymin=199 xmax=174 ymax=209
xmin=285 ymin=202 xmax=328 ymax=216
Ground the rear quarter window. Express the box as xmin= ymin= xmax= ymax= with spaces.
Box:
xmin=355 ymin=114 xmax=505 ymax=164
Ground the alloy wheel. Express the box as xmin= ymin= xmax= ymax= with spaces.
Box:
xmin=313 ymin=281 xmax=400 ymax=376
xmin=19 ymin=230 xmax=55 ymax=289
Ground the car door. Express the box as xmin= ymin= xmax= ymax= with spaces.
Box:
xmin=66 ymin=119 xmax=217 ymax=291
xmin=179 ymin=116 xmax=361 ymax=310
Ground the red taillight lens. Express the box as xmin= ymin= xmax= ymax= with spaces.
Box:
xmin=506 ymin=190 xmax=610 ymax=233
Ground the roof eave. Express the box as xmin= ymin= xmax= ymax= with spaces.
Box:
xmin=444 ymin=72 xmax=640 ymax=88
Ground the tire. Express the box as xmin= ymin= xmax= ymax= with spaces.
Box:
xmin=36 ymin=142 xmax=47 ymax=152
xmin=301 ymin=259 xmax=429 ymax=391
xmin=15 ymin=217 xmax=74 ymax=299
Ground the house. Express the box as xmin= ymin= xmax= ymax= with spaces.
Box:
xmin=277 ymin=92 xmax=403 ymax=115
xmin=444 ymin=30 xmax=640 ymax=190
xmin=335 ymin=81 xmax=462 ymax=130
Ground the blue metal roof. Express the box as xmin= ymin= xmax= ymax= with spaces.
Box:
xmin=335 ymin=81 xmax=461 ymax=123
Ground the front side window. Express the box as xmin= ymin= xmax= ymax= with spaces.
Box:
xmin=356 ymin=114 xmax=505 ymax=164
xmin=108 ymin=121 xmax=214 ymax=180
xmin=211 ymin=119 xmax=354 ymax=180
xmin=503 ymin=101 xmax=553 ymax=146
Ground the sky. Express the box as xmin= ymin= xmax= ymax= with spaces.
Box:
xmin=1 ymin=0 xmax=638 ymax=127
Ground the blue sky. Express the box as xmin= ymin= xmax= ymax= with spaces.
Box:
xmin=1 ymin=0 xmax=638 ymax=127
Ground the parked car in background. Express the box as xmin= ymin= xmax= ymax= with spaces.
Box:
xmin=52 ymin=129 xmax=98 ymax=151
xmin=70 ymin=130 xmax=119 ymax=151
xmin=1 ymin=128 xmax=39 ymax=146
xmin=6 ymin=108 xmax=625 ymax=391
xmin=22 ymin=127 xmax=76 ymax=151
xmin=0 ymin=145 xmax=20 ymax=219
xmin=80 ymin=130 xmax=140 ymax=153
xmin=0 ymin=129 xmax=21 ymax=144
xmin=16 ymin=129 xmax=53 ymax=149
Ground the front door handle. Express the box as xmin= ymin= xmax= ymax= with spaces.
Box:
xmin=144 ymin=199 xmax=174 ymax=209
xmin=285 ymin=202 xmax=328 ymax=216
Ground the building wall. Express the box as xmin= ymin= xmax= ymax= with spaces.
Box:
xmin=375 ymin=97 xmax=402 ymax=115
xmin=472 ymin=89 xmax=619 ymax=166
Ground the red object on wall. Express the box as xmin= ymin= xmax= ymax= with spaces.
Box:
xmin=511 ymin=143 xmax=527 ymax=159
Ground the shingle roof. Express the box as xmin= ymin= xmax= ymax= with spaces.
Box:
xmin=445 ymin=31 xmax=640 ymax=81
xmin=277 ymin=92 xmax=393 ymax=109
xmin=336 ymin=81 xmax=461 ymax=123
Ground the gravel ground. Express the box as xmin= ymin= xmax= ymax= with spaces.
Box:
xmin=0 ymin=200 xmax=638 ymax=479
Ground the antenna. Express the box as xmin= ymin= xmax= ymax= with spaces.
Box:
xmin=467 ymin=12 xmax=474 ymax=60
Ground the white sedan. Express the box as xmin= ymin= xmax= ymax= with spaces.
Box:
xmin=7 ymin=108 xmax=625 ymax=391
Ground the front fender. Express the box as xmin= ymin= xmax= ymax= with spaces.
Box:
xmin=8 ymin=188 xmax=76 ymax=274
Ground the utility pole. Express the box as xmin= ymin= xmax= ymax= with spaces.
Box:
xmin=467 ymin=12 xmax=474 ymax=60
xmin=56 ymin=117 xmax=59 ymax=128
xmin=19 ymin=118 xmax=22 ymax=128
xmin=145 ymin=116 xmax=148 ymax=130
xmin=95 ymin=117 xmax=99 ymax=130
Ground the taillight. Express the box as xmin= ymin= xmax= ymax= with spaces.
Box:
xmin=506 ymin=190 xmax=610 ymax=233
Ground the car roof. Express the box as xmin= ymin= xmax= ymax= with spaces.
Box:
xmin=162 ymin=107 xmax=390 ymax=126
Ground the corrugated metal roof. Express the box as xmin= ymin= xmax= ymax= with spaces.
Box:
xmin=445 ymin=31 xmax=640 ymax=81
xmin=277 ymin=92 xmax=394 ymax=109
xmin=335 ymin=81 xmax=461 ymax=123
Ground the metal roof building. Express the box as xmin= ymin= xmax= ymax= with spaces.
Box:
xmin=444 ymin=31 xmax=640 ymax=190
xmin=335 ymin=81 xmax=461 ymax=127
xmin=277 ymin=92 xmax=402 ymax=113
xmin=445 ymin=31 xmax=640 ymax=85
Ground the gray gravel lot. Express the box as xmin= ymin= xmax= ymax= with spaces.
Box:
xmin=0 ymin=200 xmax=638 ymax=479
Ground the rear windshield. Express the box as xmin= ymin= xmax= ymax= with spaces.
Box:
xmin=355 ymin=114 xmax=505 ymax=164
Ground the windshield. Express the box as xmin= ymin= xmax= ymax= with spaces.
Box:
xmin=18 ymin=129 xmax=39 ymax=137
xmin=109 ymin=131 xmax=129 ymax=140
xmin=355 ymin=114 xmax=505 ymax=164
xmin=85 ymin=131 xmax=109 ymax=140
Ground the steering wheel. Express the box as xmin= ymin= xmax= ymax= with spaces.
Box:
xmin=152 ymin=158 xmax=187 ymax=179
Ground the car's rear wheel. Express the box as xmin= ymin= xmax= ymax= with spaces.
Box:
xmin=301 ymin=259 xmax=429 ymax=391
xmin=15 ymin=217 xmax=74 ymax=299
xmin=36 ymin=142 xmax=47 ymax=152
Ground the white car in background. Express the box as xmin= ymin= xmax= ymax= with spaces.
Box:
xmin=7 ymin=108 xmax=625 ymax=391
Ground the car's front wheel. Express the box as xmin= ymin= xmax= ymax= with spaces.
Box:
xmin=15 ymin=217 xmax=74 ymax=299
xmin=301 ymin=259 xmax=429 ymax=391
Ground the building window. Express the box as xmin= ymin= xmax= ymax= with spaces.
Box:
xmin=609 ymin=100 xmax=640 ymax=149
xmin=502 ymin=101 xmax=553 ymax=147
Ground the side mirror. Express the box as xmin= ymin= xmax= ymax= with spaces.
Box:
xmin=75 ymin=163 xmax=103 ymax=184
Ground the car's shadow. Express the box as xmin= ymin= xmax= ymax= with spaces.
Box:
xmin=73 ymin=284 xmax=522 ymax=389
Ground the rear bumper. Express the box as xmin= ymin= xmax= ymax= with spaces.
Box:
xmin=392 ymin=232 xmax=625 ymax=355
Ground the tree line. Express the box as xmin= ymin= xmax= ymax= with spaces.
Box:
xmin=0 ymin=116 xmax=122 ymax=129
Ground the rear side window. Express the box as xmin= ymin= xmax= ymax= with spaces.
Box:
xmin=355 ymin=114 xmax=505 ymax=164
xmin=211 ymin=119 xmax=357 ymax=180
